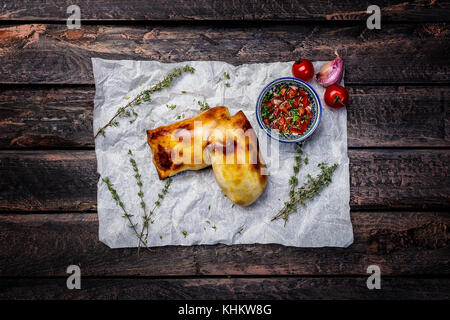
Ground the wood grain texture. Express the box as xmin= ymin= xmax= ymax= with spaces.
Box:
xmin=1 ymin=149 xmax=449 ymax=212
xmin=0 ymin=0 xmax=448 ymax=302
xmin=0 ymin=212 xmax=448 ymax=278
xmin=0 ymin=86 xmax=94 ymax=148
xmin=0 ymin=151 xmax=98 ymax=211
xmin=1 ymin=0 xmax=449 ymax=22
xmin=348 ymin=86 xmax=450 ymax=147
xmin=0 ymin=23 xmax=448 ymax=84
xmin=1 ymin=86 xmax=449 ymax=149
xmin=1 ymin=277 xmax=449 ymax=300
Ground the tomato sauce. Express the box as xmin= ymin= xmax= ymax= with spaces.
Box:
xmin=261 ymin=83 xmax=313 ymax=137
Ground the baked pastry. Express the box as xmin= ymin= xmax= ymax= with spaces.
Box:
xmin=206 ymin=110 xmax=268 ymax=206
xmin=147 ymin=106 xmax=268 ymax=206
xmin=147 ymin=106 xmax=231 ymax=179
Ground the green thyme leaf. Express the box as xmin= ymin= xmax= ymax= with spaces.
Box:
xmin=272 ymin=162 xmax=338 ymax=223
xmin=102 ymin=176 xmax=147 ymax=248
xmin=95 ymin=65 xmax=195 ymax=138
xmin=198 ymin=99 xmax=210 ymax=111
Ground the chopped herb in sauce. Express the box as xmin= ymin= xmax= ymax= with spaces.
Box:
xmin=261 ymin=83 xmax=313 ymax=137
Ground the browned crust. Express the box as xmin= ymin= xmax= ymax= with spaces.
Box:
xmin=146 ymin=106 xmax=231 ymax=179
xmin=147 ymin=106 xmax=268 ymax=198
xmin=232 ymin=110 xmax=253 ymax=132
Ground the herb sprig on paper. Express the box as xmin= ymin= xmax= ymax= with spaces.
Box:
xmin=128 ymin=150 xmax=172 ymax=251
xmin=102 ymin=177 xmax=148 ymax=249
xmin=288 ymin=145 xmax=304 ymax=198
xmin=95 ymin=65 xmax=195 ymax=138
xmin=272 ymin=162 xmax=338 ymax=223
xmin=102 ymin=150 xmax=173 ymax=254
xmin=143 ymin=177 xmax=172 ymax=240
xmin=128 ymin=150 xmax=149 ymax=253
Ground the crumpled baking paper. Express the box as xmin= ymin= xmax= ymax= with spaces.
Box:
xmin=92 ymin=58 xmax=353 ymax=248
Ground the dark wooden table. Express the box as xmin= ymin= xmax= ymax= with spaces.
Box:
xmin=0 ymin=1 xmax=449 ymax=300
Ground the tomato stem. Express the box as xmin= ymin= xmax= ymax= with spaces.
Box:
xmin=333 ymin=95 xmax=345 ymax=107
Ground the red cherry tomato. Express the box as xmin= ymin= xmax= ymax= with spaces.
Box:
xmin=292 ymin=59 xmax=314 ymax=82
xmin=324 ymin=84 xmax=349 ymax=109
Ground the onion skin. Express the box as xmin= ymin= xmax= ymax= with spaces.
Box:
xmin=316 ymin=56 xmax=344 ymax=87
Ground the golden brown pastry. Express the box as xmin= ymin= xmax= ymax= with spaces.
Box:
xmin=146 ymin=106 xmax=268 ymax=206
xmin=147 ymin=106 xmax=231 ymax=179
xmin=206 ymin=111 xmax=268 ymax=206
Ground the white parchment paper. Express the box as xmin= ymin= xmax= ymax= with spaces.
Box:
xmin=92 ymin=58 xmax=353 ymax=248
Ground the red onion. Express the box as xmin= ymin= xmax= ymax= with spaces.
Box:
xmin=316 ymin=56 xmax=344 ymax=87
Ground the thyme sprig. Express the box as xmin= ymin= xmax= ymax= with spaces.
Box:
xmin=143 ymin=177 xmax=172 ymax=240
xmin=272 ymin=162 xmax=339 ymax=223
xmin=128 ymin=150 xmax=148 ymax=253
xmin=128 ymin=150 xmax=173 ymax=248
xmin=103 ymin=150 xmax=173 ymax=254
xmin=128 ymin=150 xmax=145 ymax=209
xmin=95 ymin=65 xmax=195 ymax=138
xmin=102 ymin=177 xmax=148 ymax=248
xmin=288 ymin=145 xmax=304 ymax=198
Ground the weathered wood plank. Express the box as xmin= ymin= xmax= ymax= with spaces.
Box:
xmin=0 ymin=212 xmax=450 ymax=277
xmin=1 ymin=86 xmax=448 ymax=149
xmin=349 ymin=149 xmax=449 ymax=210
xmin=0 ymin=150 xmax=448 ymax=212
xmin=348 ymin=86 xmax=450 ymax=147
xmin=1 ymin=277 xmax=449 ymax=300
xmin=0 ymin=24 xmax=448 ymax=84
xmin=0 ymin=212 xmax=448 ymax=277
xmin=0 ymin=151 xmax=97 ymax=211
xmin=0 ymin=87 xmax=94 ymax=148
xmin=1 ymin=0 xmax=449 ymax=22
